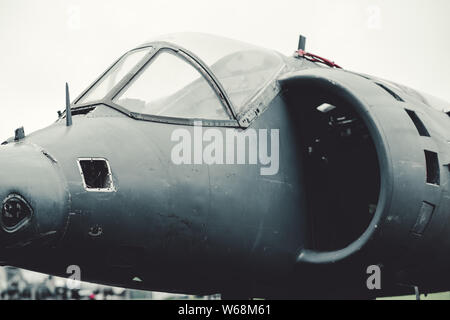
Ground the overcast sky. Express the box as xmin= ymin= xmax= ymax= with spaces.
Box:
xmin=1 ymin=0 xmax=449 ymax=141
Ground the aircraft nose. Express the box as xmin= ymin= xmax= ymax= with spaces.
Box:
xmin=0 ymin=142 xmax=70 ymax=257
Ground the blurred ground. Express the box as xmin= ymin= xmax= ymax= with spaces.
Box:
xmin=379 ymin=292 xmax=450 ymax=300
xmin=0 ymin=266 xmax=220 ymax=300
xmin=2 ymin=266 xmax=449 ymax=300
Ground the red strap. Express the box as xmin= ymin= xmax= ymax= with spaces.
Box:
xmin=296 ymin=49 xmax=342 ymax=69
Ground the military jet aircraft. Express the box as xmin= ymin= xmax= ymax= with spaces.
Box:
xmin=1 ymin=33 xmax=450 ymax=299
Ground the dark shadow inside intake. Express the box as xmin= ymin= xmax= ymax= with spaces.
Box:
xmin=290 ymin=83 xmax=381 ymax=252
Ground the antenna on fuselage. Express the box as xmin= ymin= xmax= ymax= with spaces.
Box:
xmin=298 ymin=34 xmax=307 ymax=51
xmin=65 ymin=82 xmax=72 ymax=127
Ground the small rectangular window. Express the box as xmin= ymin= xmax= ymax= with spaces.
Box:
xmin=405 ymin=109 xmax=430 ymax=137
xmin=376 ymin=82 xmax=404 ymax=102
xmin=424 ymin=151 xmax=440 ymax=185
xmin=411 ymin=201 xmax=435 ymax=236
xmin=78 ymin=158 xmax=115 ymax=192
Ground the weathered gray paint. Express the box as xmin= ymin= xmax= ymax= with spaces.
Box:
xmin=1 ymin=35 xmax=450 ymax=298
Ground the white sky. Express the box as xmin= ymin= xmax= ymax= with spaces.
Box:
xmin=1 ymin=0 xmax=450 ymax=141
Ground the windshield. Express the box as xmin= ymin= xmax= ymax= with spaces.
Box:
xmin=76 ymin=47 xmax=153 ymax=105
xmin=113 ymin=50 xmax=230 ymax=120
xmin=150 ymin=33 xmax=285 ymax=113
xmin=76 ymin=33 xmax=285 ymax=120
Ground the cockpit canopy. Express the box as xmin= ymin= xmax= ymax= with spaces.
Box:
xmin=75 ymin=33 xmax=285 ymax=122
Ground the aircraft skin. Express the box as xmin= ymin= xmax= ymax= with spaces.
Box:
xmin=1 ymin=33 xmax=450 ymax=299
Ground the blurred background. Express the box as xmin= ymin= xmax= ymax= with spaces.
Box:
xmin=0 ymin=0 xmax=449 ymax=299
xmin=0 ymin=267 xmax=221 ymax=300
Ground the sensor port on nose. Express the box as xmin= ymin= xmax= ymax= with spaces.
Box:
xmin=1 ymin=194 xmax=33 ymax=233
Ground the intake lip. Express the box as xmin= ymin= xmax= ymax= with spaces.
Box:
xmin=280 ymin=70 xmax=393 ymax=265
